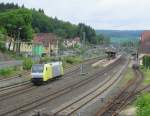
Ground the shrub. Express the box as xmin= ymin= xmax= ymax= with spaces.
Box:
xmin=23 ymin=58 xmax=33 ymax=70
xmin=65 ymin=56 xmax=81 ymax=64
xmin=0 ymin=68 xmax=13 ymax=76
xmin=39 ymin=56 xmax=58 ymax=63
xmin=143 ymin=56 xmax=150 ymax=69
xmin=0 ymin=42 xmax=6 ymax=51
xmin=136 ymin=93 xmax=150 ymax=116
xmin=65 ymin=57 xmax=74 ymax=64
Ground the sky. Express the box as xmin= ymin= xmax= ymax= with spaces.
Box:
xmin=0 ymin=0 xmax=150 ymax=30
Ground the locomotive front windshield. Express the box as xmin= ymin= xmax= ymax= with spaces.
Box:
xmin=32 ymin=65 xmax=44 ymax=73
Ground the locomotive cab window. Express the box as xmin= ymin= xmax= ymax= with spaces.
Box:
xmin=32 ymin=64 xmax=44 ymax=73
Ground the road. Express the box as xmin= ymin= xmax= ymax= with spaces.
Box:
xmin=0 ymin=60 xmax=22 ymax=69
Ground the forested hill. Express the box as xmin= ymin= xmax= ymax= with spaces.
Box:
xmin=0 ymin=3 xmax=108 ymax=44
xmin=96 ymin=30 xmax=144 ymax=38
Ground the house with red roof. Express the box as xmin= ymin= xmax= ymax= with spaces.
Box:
xmin=33 ymin=33 xmax=59 ymax=56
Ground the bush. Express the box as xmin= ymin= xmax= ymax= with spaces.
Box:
xmin=143 ymin=56 xmax=150 ymax=69
xmin=136 ymin=93 xmax=150 ymax=116
xmin=23 ymin=58 xmax=33 ymax=70
xmin=0 ymin=42 xmax=6 ymax=51
xmin=64 ymin=56 xmax=81 ymax=64
xmin=39 ymin=56 xmax=58 ymax=63
xmin=0 ymin=68 xmax=13 ymax=76
xmin=65 ymin=57 xmax=74 ymax=64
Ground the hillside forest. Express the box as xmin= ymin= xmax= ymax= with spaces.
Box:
xmin=0 ymin=3 xmax=110 ymax=44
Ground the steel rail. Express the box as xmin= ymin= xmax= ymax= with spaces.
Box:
xmin=96 ymin=68 xmax=144 ymax=116
xmin=52 ymin=61 xmax=127 ymax=116
xmin=0 ymin=57 xmax=124 ymax=116
xmin=0 ymin=58 xmax=99 ymax=101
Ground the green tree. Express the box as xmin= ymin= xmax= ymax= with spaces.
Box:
xmin=23 ymin=58 xmax=33 ymax=70
xmin=0 ymin=9 xmax=33 ymax=41
xmin=77 ymin=23 xmax=96 ymax=44
xmin=0 ymin=2 xmax=108 ymax=45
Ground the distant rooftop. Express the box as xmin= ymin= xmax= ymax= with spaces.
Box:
xmin=140 ymin=31 xmax=150 ymax=54
xmin=33 ymin=33 xmax=59 ymax=47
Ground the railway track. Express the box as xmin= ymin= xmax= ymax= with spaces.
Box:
xmin=0 ymin=71 xmax=29 ymax=82
xmin=119 ymin=84 xmax=150 ymax=112
xmin=96 ymin=68 xmax=144 ymax=116
xmin=50 ymin=61 xmax=127 ymax=116
xmin=0 ymin=57 xmax=99 ymax=83
xmin=64 ymin=57 xmax=101 ymax=76
xmin=0 ymin=82 xmax=34 ymax=101
xmin=0 ymin=58 xmax=99 ymax=102
xmin=136 ymin=84 xmax=150 ymax=93
xmin=0 ymin=56 xmax=125 ymax=116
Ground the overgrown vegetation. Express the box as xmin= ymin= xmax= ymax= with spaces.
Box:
xmin=38 ymin=56 xmax=81 ymax=68
xmin=23 ymin=58 xmax=33 ymax=70
xmin=0 ymin=67 xmax=21 ymax=77
xmin=0 ymin=68 xmax=13 ymax=76
xmin=140 ymin=68 xmax=150 ymax=85
xmin=142 ymin=56 xmax=150 ymax=69
xmin=136 ymin=93 xmax=150 ymax=116
xmin=0 ymin=41 xmax=6 ymax=51
xmin=124 ymin=67 xmax=134 ymax=82
xmin=62 ymin=56 xmax=81 ymax=68
xmin=140 ymin=56 xmax=150 ymax=85
xmin=39 ymin=56 xmax=58 ymax=63
xmin=64 ymin=56 xmax=81 ymax=64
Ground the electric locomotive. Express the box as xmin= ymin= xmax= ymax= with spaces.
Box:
xmin=31 ymin=62 xmax=64 ymax=85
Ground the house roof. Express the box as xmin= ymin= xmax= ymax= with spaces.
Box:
xmin=73 ymin=37 xmax=80 ymax=42
xmin=140 ymin=31 xmax=150 ymax=54
xmin=64 ymin=37 xmax=80 ymax=43
xmin=33 ymin=33 xmax=58 ymax=47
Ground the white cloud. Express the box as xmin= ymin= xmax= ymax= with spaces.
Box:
xmin=0 ymin=0 xmax=150 ymax=30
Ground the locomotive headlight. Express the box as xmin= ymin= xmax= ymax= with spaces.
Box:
xmin=31 ymin=73 xmax=43 ymax=78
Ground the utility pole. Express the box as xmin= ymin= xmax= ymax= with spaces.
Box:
xmin=17 ymin=27 xmax=22 ymax=55
xmin=80 ymin=32 xmax=86 ymax=75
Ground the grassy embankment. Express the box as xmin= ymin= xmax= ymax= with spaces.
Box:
xmin=141 ymin=68 xmax=150 ymax=85
xmin=135 ymin=92 xmax=150 ymax=116
xmin=134 ymin=68 xmax=150 ymax=116
xmin=0 ymin=67 xmax=23 ymax=77
xmin=118 ymin=67 xmax=134 ymax=87
xmin=0 ymin=56 xmax=81 ymax=78
xmin=0 ymin=57 xmax=32 ymax=78
xmin=119 ymin=67 xmax=150 ymax=116
xmin=40 ymin=56 xmax=81 ymax=68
